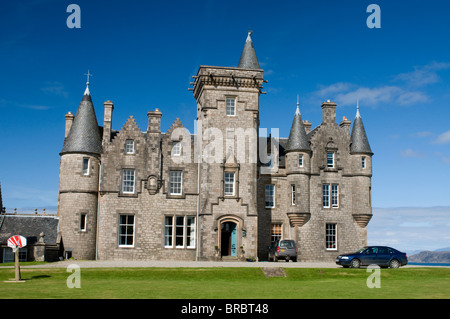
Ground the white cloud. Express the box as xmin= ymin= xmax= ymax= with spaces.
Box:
xmin=434 ymin=130 xmax=450 ymax=144
xmin=40 ymin=81 xmax=68 ymax=98
xmin=313 ymin=84 xmax=428 ymax=108
xmin=0 ymin=98 xmax=51 ymax=111
xmin=411 ymin=131 xmax=433 ymax=138
xmin=400 ymin=148 xmax=424 ymax=158
xmin=315 ymin=82 xmax=354 ymax=97
xmin=311 ymin=62 xmax=450 ymax=108
xmin=394 ymin=61 xmax=450 ymax=87
xmin=368 ymin=207 xmax=450 ymax=252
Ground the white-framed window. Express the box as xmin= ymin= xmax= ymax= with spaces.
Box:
xmin=323 ymin=184 xmax=339 ymax=208
xmin=226 ymin=97 xmax=236 ymax=116
xmin=326 ymin=223 xmax=337 ymax=250
xmin=323 ymin=184 xmax=330 ymax=208
xmin=362 ymin=156 xmax=366 ymax=169
xmin=271 ymin=223 xmax=282 ymax=242
xmin=172 ymin=142 xmax=181 ymax=156
xmin=291 ymin=184 xmax=296 ymax=205
xmin=82 ymin=157 xmax=90 ymax=175
xmin=298 ymin=154 xmax=303 ymax=167
xmin=331 ymin=184 xmax=339 ymax=208
xmin=169 ymin=171 xmax=183 ymax=195
xmin=125 ymin=139 xmax=135 ymax=154
xmin=327 ymin=152 xmax=334 ymax=168
xmin=186 ymin=216 xmax=196 ymax=248
xmin=265 ymin=184 xmax=275 ymax=208
xmin=164 ymin=216 xmax=173 ymax=247
xmin=122 ymin=169 xmax=135 ymax=194
xmin=118 ymin=215 xmax=135 ymax=247
xmin=224 ymin=172 xmax=235 ymax=196
xmin=80 ymin=213 xmax=87 ymax=232
xmin=175 ymin=216 xmax=185 ymax=248
xmin=164 ymin=215 xmax=196 ymax=249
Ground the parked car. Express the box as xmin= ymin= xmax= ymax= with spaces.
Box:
xmin=268 ymin=240 xmax=297 ymax=262
xmin=336 ymin=246 xmax=408 ymax=268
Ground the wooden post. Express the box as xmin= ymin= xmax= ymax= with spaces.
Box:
xmin=14 ymin=248 xmax=20 ymax=281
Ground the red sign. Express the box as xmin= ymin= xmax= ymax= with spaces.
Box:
xmin=7 ymin=235 xmax=27 ymax=250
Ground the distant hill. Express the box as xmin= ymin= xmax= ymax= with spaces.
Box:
xmin=409 ymin=250 xmax=450 ymax=263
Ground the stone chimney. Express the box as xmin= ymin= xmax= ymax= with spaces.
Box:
xmin=103 ymin=100 xmax=114 ymax=143
xmin=147 ymin=108 xmax=162 ymax=133
xmin=339 ymin=116 xmax=351 ymax=136
xmin=303 ymin=120 xmax=312 ymax=134
xmin=64 ymin=112 xmax=74 ymax=138
xmin=321 ymin=100 xmax=337 ymax=125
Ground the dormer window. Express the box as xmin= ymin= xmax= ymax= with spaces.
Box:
xmin=125 ymin=139 xmax=135 ymax=154
xmin=327 ymin=152 xmax=334 ymax=168
xmin=172 ymin=142 xmax=181 ymax=156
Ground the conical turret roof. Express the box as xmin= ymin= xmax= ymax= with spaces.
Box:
xmin=237 ymin=31 xmax=260 ymax=69
xmin=350 ymin=105 xmax=372 ymax=154
xmin=60 ymin=84 xmax=102 ymax=155
xmin=286 ymin=102 xmax=310 ymax=152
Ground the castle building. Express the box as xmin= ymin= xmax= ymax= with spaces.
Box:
xmin=58 ymin=32 xmax=373 ymax=261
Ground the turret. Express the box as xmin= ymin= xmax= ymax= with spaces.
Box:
xmin=58 ymin=78 xmax=101 ymax=260
xmin=285 ymin=99 xmax=311 ymax=226
xmin=350 ymin=102 xmax=373 ymax=229
xmin=350 ymin=103 xmax=373 ymax=176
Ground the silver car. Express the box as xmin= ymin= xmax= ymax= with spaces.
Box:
xmin=268 ymin=240 xmax=298 ymax=262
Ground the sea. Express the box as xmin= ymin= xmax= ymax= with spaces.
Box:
xmin=408 ymin=262 xmax=450 ymax=267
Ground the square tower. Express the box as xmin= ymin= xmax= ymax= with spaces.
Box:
xmin=190 ymin=32 xmax=265 ymax=260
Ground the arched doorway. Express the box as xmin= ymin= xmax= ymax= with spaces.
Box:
xmin=221 ymin=221 xmax=237 ymax=257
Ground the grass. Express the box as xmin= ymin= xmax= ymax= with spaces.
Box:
xmin=0 ymin=266 xmax=449 ymax=299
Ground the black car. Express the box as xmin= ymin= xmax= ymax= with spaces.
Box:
xmin=336 ymin=246 xmax=408 ymax=268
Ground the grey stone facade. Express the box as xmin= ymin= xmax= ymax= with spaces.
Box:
xmin=57 ymin=32 xmax=373 ymax=262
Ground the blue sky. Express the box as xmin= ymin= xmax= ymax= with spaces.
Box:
xmin=1 ymin=1 xmax=449 ymax=251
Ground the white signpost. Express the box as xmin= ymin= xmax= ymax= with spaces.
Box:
xmin=7 ymin=235 xmax=27 ymax=282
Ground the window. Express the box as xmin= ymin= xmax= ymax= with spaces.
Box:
xmin=125 ymin=140 xmax=134 ymax=154
xmin=82 ymin=157 xmax=89 ymax=175
xmin=291 ymin=185 xmax=296 ymax=205
xmin=326 ymin=223 xmax=337 ymax=250
xmin=298 ymin=154 xmax=303 ymax=167
xmin=172 ymin=142 xmax=181 ymax=156
xmin=122 ymin=169 xmax=135 ymax=194
xmin=118 ymin=215 xmax=135 ymax=247
xmin=3 ymin=247 xmax=27 ymax=263
xmin=224 ymin=172 xmax=235 ymax=196
xmin=186 ymin=216 xmax=196 ymax=248
xmin=322 ymin=184 xmax=330 ymax=208
xmin=265 ymin=184 xmax=275 ymax=208
xmin=164 ymin=216 xmax=196 ymax=249
xmin=226 ymin=97 xmax=236 ymax=116
xmin=327 ymin=152 xmax=334 ymax=168
xmin=323 ymin=184 xmax=339 ymax=208
xmin=164 ymin=216 xmax=173 ymax=247
xmin=331 ymin=184 xmax=339 ymax=208
xmin=169 ymin=171 xmax=182 ymax=195
xmin=271 ymin=224 xmax=282 ymax=242
xmin=175 ymin=216 xmax=185 ymax=247
xmin=80 ymin=214 xmax=87 ymax=231
xmin=362 ymin=156 xmax=366 ymax=169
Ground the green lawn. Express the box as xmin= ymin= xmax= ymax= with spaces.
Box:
xmin=0 ymin=267 xmax=449 ymax=299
